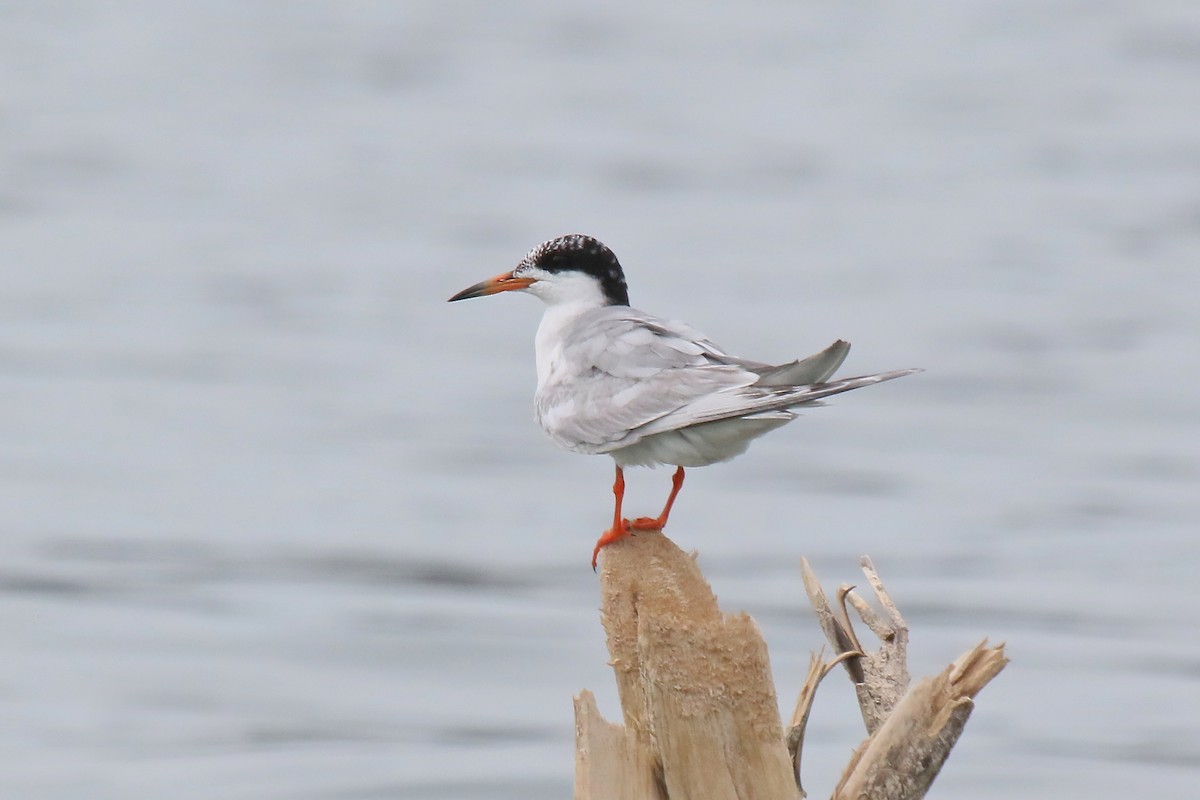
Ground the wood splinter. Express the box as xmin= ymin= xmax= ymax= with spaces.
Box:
xmin=803 ymin=556 xmax=1009 ymax=799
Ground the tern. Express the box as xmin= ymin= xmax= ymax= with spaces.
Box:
xmin=449 ymin=234 xmax=918 ymax=569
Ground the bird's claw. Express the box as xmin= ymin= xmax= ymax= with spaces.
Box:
xmin=591 ymin=519 xmax=634 ymax=571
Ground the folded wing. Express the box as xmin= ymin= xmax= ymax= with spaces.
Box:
xmin=535 ymin=307 xmax=913 ymax=456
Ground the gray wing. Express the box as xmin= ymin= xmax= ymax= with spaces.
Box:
xmin=629 ymin=367 xmax=920 ymax=440
xmin=721 ymin=339 xmax=851 ymax=385
xmin=536 ymin=308 xmax=887 ymax=454
xmin=536 ymin=309 xmax=757 ymax=452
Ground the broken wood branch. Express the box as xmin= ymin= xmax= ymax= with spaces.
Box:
xmin=574 ymin=532 xmax=1008 ymax=800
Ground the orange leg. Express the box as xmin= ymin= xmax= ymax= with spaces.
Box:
xmin=591 ymin=464 xmax=632 ymax=570
xmin=630 ymin=466 xmax=686 ymax=531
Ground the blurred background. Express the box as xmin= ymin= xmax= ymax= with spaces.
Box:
xmin=2 ymin=1 xmax=1198 ymax=798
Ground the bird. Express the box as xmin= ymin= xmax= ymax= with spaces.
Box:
xmin=448 ymin=234 xmax=918 ymax=569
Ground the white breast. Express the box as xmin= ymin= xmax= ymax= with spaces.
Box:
xmin=534 ymin=302 xmax=593 ymax=390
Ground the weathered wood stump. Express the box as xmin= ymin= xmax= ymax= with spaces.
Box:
xmin=574 ymin=530 xmax=1007 ymax=800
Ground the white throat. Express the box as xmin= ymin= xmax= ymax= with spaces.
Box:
xmin=526 ymin=270 xmax=615 ymax=389
xmin=534 ymin=300 xmax=599 ymax=388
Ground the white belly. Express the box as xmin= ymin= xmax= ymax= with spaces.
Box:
xmin=609 ymin=414 xmax=793 ymax=468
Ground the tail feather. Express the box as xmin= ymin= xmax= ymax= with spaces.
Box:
xmin=634 ymin=367 xmax=921 ymax=438
xmin=753 ymin=339 xmax=851 ymax=386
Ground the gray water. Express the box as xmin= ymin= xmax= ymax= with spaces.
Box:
xmin=2 ymin=1 xmax=1199 ymax=798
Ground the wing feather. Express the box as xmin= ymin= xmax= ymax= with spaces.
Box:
xmin=533 ymin=305 xmax=917 ymax=456
xmin=535 ymin=309 xmax=754 ymax=452
xmin=630 ymin=369 xmax=919 ymax=440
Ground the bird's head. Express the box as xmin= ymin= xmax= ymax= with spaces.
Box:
xmin=448 ymin=234 xmax=630 ymax=307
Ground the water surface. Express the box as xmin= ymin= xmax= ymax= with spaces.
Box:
xmin=2 ymin=1 xmax=1199 ymax=798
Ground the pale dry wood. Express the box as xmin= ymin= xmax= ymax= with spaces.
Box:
xmin=802 ymin=558 xmax=1008 ymax=800
xmin=786 ymin=649 xmax=862 ymax=798
xmin=574 ymin=530 xmax=800 ymax=800
xmin=574 ymin=690 xmax=660 ymax=800
xmin=801 ymin=557 xmax=911 ymax=732
xmin=833 ymin=639 xmax=1010 ymax=800
xmin=786 ymin=652 xmax=827 ymax=798
xmin=576 ymin=538 xmax=1008 ymax=800
xmin=800 ymin=559 xmax=865 ymax=684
